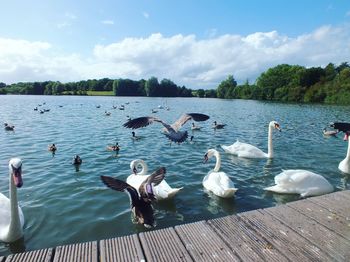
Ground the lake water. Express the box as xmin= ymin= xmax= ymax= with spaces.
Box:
xmin=0 ymin=95 xmax=349 ymax=255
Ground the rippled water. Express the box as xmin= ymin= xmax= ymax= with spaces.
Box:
xmin=0 ymin=95 xmax=349 ymax=255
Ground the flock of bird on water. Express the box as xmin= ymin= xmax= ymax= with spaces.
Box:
xmin=1 ymin=103 xmax=350 ymax=243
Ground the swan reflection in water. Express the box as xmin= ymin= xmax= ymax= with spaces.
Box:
xmin=205 ymin=191 xmax=237 ymax=214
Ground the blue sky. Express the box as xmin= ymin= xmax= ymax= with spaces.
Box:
xmin=1 ymin=0 xmax=350 ymax=89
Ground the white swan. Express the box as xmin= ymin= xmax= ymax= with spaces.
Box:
xmin=203 ymin=149 xmax=237 ymax=198
xmin=126 ymin=159 xmax=182 ymax=200
xmin=221 ymin=120 xmax=281 ymax=158
xmin=0 ymin=158 xmax=24 ymax=242
xmin=264 ymin=169 xmax=333 ymax=197
xmin=339 ymin=131 xmax=350 ymax=174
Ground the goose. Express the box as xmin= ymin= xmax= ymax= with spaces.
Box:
xmin=202 ymin=149 xmax=237 ymax=198
xmin=191 ymin=123 xmax=201 ymax=130
xmin=101 ymin=167 xmax=166 ymax=228
xmin=0 ymin=158 xmax=24 ymax=242
xmin=221 ymin=121 xmax=281 ymax=159
xmin=107 ymin=143 xmax=120 ymax=152
xmin=264 ymin=169 xmax=333 ymax=197
xmin=4 ymin=123 xmax=15 ymax=131
xmin=213 ymin=121 xmax=226 ymax=129
xmin=48 ymin=144 xmax=57 ymax=153
xmin=127 ymin=160 xmax=182 ymax=200
xmin=72 ymin=155 xmax=82 ymax=165
xmin=330 ymin=122 xmax=350 ymax=174
xmin=131 ymin=131 xmax=141 ymax=141
xmin=123 ymin=113 xmax=210 ymax=144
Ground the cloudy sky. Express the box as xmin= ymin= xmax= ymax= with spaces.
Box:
xmin=1 ymin=0 xmax=350 ymax=89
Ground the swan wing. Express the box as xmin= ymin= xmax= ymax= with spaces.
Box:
xmin=139 ymin=167 xmax=166 ymax=202
xmin=153 ymin=180 xmax=183 ymax=199
xmin=100 ymin=176 xmax=139 ymax=207
xmin=203 ymin=172 xmax=237 ymax=198
xmin=171 ymin=113 xmax=209 ymax=131
xmin=0 ymin=193 xmax=11 ymax=229
xmin=222 ymin=141 xmax=266 ymax=158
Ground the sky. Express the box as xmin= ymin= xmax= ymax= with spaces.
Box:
xmin=1 ymin=0 xmax=350 ymax=89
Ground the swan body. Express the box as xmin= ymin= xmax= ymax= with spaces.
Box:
xmin=339 ymin=132 xmax=350 ymax=174
xmin=221 ymin=121 xmax=281 ymax=159
xmin=203 ymin=149 xmax=237 ymax=198
xmin=264 ymin=169 xmax=333 ymax=197
xmin=127 ymin=160 xmax=182 ymax=200
xmin=0 ymin=158 xmax=24 ymax=242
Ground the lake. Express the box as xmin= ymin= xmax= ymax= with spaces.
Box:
xmin=0 ymin=95 xmax=349 ymax=255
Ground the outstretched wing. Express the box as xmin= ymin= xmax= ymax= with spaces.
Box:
xmin=330 ymin=122 xmax=350 ymax=132
xmin=101 ymin=175 xmax=139 ymax=207
xmin=123 ymin=116 xmax=163 ymax=129
xmin=139 ymin=167 xmax=166 ymax=202
xmin=171 ymin=113 xmax=210 ymax=131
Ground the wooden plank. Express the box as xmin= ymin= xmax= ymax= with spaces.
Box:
xmin=287 ymin=198 xmax=350 ymax=241
xmin=265 ymin=204 xmax=350 ymax=261
xmin=175 ymin=221 xmax=239 ymax=261
xmin=309 ymin=191 xmax=350 ymax=219
xmin=0 ymin=257 xmax=5 ymax=262
xmin=139 ymin=227 xmax=192 ymax=262
xmin=4 ymin=248 xmax=53 ymax=262
xmin=53 ymin=241 xmax=97 ymax=262
xmin=239 ymin=210 xmax=331 ymax=261
xmin=100 ymin=234 xmax=145 ymax=262
xmin=208 ymin=214 xmax=289 ymax=262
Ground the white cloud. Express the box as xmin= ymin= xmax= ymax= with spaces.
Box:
xmin=1 ymin=24 xmax=350 ymax=88
xmin=101 ymin=20 xmax=114 ymax=25
xmin=143 ymin=12 xmax=149 ymax=19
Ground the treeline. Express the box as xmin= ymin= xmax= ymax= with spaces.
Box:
xmin=0 ymin=77 xmax=193 ymax=97
xmin=202 ymin=62 xmax=350 ymax=104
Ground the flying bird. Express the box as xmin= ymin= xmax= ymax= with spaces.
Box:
xmin=123 ymin=113 xmax=209 ymax=143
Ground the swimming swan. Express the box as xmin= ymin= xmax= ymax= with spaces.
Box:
xmin=123 ymin=113 xmax=210 ymax=143
xmin=221 ymin=121 xmax=281 ymax=158
xmin=127 ymin=159 xmax=182 ymax=200
xmin=264 ymin=169 xmax=333 ymax=197
xmin=101 ymin=167 xmax=166 ymax=228
xmin=330 ymin=123 xmax=350 ymax=174
xmin=0 ymin=158 xmax=24 ymax=242
xmin=203 ymin=149 xmax=237 ymax=198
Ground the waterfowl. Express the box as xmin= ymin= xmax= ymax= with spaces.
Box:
xmin=107 ymin=143 xmax=120 ymax=152
xmin=221 ymin=121 xmax=281 ymax=159
xmin=4 ymin=123 xmax=15 ymax=131
xmin=127 ymin=160 xmax=182 ymax=200
xmin=101 ymin=167 xmax=166 ymax=228
xmin=330 ymin=122 xmax=350 ymax=174
xmin=191 ymin=123 xmax=201 ymax=130
xmin=105 ymin=111 xmax=111 ymax=116
xmin=72 ymin=155 xmax=82 ymax=165
xmin=264 ymin=170 xmax=333 ymax=197
xmin=213 ymin=121 xmax=226 ymax=129
xmin=131 ymin=131 xmax=141 ymax=140
xmin=0 ymin=158 xmax=24 ymax=242
xmin=323 ymin=128 xmax=338 ymax=136
xmin=203 ymin=149 xmax=237 ymax=198
xmin=48 ymin=144 xmax=57 ymax=153
xmin=123 ymin=113 xmax=210 ymax=144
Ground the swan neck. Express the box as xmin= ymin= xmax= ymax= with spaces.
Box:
xmin=267 ymin=125 xmax=273 ymax=158
xmin=135 ymin=160 xmax=148 ymax=176
xmin=346 ymin=139 xmax=350 ymax=161
xmin=9 ymin=172 xmax=22 ymax=238
xmin=213 ymin=151 xmax=221 ymax=172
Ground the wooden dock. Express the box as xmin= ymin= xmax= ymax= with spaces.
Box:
xmin=1 ymin=190 xmax=349 ymax=261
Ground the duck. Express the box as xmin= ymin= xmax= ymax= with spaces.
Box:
xmin=213 ymin=121 xmax=226 ymax=129
xmin=101 ymin=167 xmax=166 ymax=228
xmin=48 ymin=144 xmax=57 ymax=153
xmin=123 ymin=113 xmax=210 ymax=144
xmin=107 ymin=143 xmax=120 ymax=152
xmin=191 ymin=123 xmax=201 ymax=130
xmin=323 ymin=128 xmax=338 ymax=136
xmin=0 ymin=158 xmax=24 ymax=242
xmin=72 ymin=155 xmax=82 ymax=165
xmin=127 ymin=160 xmax=182 ymax=200
xmin=329 ymin=122 xmax=350 ymax=174
xmin=4 ymin=123 xmax=15 ymax=131
xmin=221 ymin=120 xmax=281 ymax=159
xmin=202 ymin=149 xmax=237 ymax=198
xmin=105 ymin=111 xmax=111 ymax=116
xmin=264 ymin=169 xmax=333 ymax=197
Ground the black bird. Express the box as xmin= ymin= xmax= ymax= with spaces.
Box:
xmin=101 ymin=167 xmax=166 ymax=228
xmin=123 ymin=113 xmax=210 ymax=143
xmin=330 ymin=122 xmax=350 ymax=132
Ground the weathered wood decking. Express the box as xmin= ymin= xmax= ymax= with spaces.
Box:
xmin=2 ymin=190 xmax=350 ymax=261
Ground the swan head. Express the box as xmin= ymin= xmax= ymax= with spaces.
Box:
xmin=203 ymin=149 xmax=217 ymax=163
xmin=269 ymin=121 xmax=281 ymax=131
xmin=9 ymin=158 xmax=23 ymax=188
xmin=130 ymin=159 xmax=147 ymax=175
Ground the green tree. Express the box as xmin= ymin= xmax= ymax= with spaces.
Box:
xmin=217 ymin=75 xmax=237 ymax=98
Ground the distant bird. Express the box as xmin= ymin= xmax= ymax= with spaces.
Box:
xmin=101 ymin=167 xmax=166 ymax=228
xmin=221 ymin=121 xmax=281 ymax=159
xmin=323 ymin=128 xmax=338 ymax=136
xmin=4 ymin=123 xmax=15 ymax=131
xmin=213 ymin=121 xmax=226 ymax=129
xmin=105 ymin=111 xmax=111 ymax=116
xmin=132 ymin=131 xmax=141 ymax=140
xmin=123 ymin=113 xmax=210 ymax=143
xmin=48 ymin=144 xmax=57 ymax=153
xmin=191 ymin=122 xmax=202 ymax=130
xmin=72 ymin=155 xmax=82 ymax=165
xmin=107 ymin=142 xmax=120 ymax=152
xmin=0 ymin=158 xmax=24 ymax=242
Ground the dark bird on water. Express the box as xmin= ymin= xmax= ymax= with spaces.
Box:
xmin=100 ymin=167 xmax=166 ymax=228
xmin=123 ymin=113 xmax=210 ymax=143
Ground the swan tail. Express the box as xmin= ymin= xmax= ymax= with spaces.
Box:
xmin=166 ymin=187 xmax=183 ymax=199
xmin=220 ymin=188 xmax=238 ymax=198
xmin=264 ymin=185 xmax=290 ymax=194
